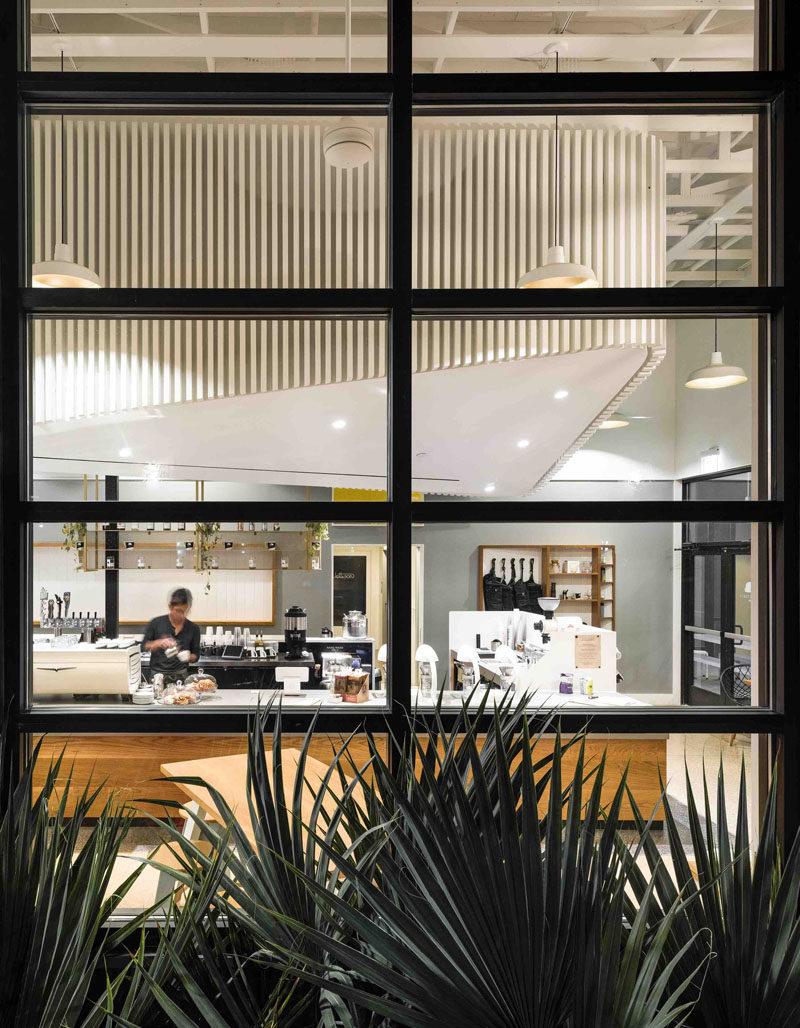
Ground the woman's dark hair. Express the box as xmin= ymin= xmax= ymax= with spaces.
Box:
xmin=168 ymin=587 xmax=193 ymax=608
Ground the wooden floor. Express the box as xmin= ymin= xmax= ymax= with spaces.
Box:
xmin=32 ymin=732 xmax=666 ymax=820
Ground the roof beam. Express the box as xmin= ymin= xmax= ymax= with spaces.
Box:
xmin=666 ymin=184 xmax=753 ymax=260
xmin=432 ymin=10 xmax=457 ymax=74
xmin=666 ymin=156 xmax=752 ymax=173
xmin=30 ymin=1 xmax=756 ymax=12
xmin=30 ymin=33 xmax=755 ymax=61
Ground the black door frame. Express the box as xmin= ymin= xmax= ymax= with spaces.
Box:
xmin=681 ymin=540 xmax=752 ymax=706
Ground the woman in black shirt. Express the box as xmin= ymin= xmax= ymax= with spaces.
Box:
xmin=142 ymin=587 xmax=201 ymax=677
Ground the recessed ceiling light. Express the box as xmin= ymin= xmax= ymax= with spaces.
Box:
xmin=517 ymin=439 xmax=530 ymax=449
xmin=484 ymin=483 xmax=496 ymax=493
xmin=331 ymin=419 xmax=347 ymax=430
xmin=118 ymin=447 xmax=132 ymax=458
xmin=554 ymin=390 xmax=569 ymax=400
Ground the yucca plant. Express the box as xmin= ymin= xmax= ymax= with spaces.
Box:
xmin=142 ymin=700 xmax=379 ymax=1027
xmin=148 ymin=699 xmax=707 ymax=1028
xmin=0 ymin=732 xmax=142 ymax=1028
xmin=91 ymin=841 xmax=306 ymax=1028
xmin=626 ymin=758 xmax=800 ymax=1028
xmin=261 ymin=715 xmax=706 ymax=1028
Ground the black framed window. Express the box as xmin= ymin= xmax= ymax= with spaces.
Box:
xmin=2 ymin=2 xmax=798 ymax=837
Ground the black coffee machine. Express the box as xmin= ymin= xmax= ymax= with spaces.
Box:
xmin=284 ymin=605 xmax=308 ymax=660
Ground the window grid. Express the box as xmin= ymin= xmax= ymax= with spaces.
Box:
xmin=0 ymin=3 xmax=798 ymax=829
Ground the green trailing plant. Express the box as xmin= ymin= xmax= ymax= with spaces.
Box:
xmin=305 ymin=522 xmax=329 ymax=565
xmin=62 ymin=520 xmax=88 ymax=568
xmin=196 ymin=522 xmax=221 ymax=593
xmin=626 ymin=758 xmax=800 ymax=1028
xmin=0 ymin=731 xmax=143 ymax=1028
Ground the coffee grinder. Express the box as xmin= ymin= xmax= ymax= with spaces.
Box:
xmin=284 ymin=605 xmax=308 ymax=660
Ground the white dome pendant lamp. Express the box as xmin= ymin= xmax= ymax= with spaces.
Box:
xmin=32 ymin=55 xmax=102 ymax=289
xmin=322 ymin=0 xmax=373 ymax=170
xmin=517 ymin=47 xmax=598 ymax=290
xmin=685 ymin=224 xmax=747 ymax=390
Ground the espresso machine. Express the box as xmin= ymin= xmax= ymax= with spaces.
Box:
xmin=284 ymin=605 xmax=308 ymax=660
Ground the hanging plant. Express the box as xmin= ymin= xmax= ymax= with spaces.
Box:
xmin=197 ymin=521 xmax=221 ymax=594
xmin=61 ymin=521 xmax=87 ymax=569
xmin=305 ymin=521 xmax=329 ymax=564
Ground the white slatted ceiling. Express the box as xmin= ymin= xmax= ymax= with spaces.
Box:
xmin=32 ymin=117 xmax=664 ymax=424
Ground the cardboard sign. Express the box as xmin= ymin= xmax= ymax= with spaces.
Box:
xmin=575 ymin=633 xmax=602 ymax=669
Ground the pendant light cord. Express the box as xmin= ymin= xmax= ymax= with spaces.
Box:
xmin=345 ymin=0 xmax=351 ymax=73
xmin=554 ymin=51 xmax=560 ymax=247
xmin=60 ymin=49 xmax=66 ymax=245
xmin=714 ymin=221 xmax=719 ymax=352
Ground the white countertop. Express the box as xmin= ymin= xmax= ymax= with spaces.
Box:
xmin=411 ymin=687 xmax=649 ymax=710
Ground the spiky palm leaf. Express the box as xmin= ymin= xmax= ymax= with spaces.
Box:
xmin=252 ymin=712 xmax=706 ymax=1028
xmin=0 ymin=732 xmax=143 ymax=1028
xmin=626 ymin=757 xmax=800 ymax=1028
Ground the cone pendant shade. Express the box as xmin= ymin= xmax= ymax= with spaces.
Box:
xmin=685 ymin=349 xmax=747 ymax=390
xmin=32 ymin=242 xmax=101 ymax=289
xmin=517 ymin=245 xmax=599 ymax=289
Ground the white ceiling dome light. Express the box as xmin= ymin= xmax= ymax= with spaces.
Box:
xmin=517 ymin=44 xmax=598 ymax=290
xmin=323 ymin=119 xmax=374 ymax=169
xmin=322 ymin=0 xmax=373 ymax=170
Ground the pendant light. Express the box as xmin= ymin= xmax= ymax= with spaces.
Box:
xmin=517 ymin=47 xmax=598 ymax=290
xmin=684 ymin=224 xmax=747 ymax=390
xmin=32 ymin=52 xmax=101 ymax=289
xmin=323 ymin=0 xmax=373 ymax=169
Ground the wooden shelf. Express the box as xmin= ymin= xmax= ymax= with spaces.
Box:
xmin=478 ymin=542 xmax=616 ymax=630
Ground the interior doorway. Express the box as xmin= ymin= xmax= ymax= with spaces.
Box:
xmin=681 ymin=469 xmax=752 ymax=706
xmin=331 ymin=544 xmax=424 ymax=671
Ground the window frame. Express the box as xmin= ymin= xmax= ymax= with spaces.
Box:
xmin=1 ymin=2 xmax=798 ymax=834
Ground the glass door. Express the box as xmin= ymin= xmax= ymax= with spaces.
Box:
xmin=682 ymin=544 xmax=751 ymax=706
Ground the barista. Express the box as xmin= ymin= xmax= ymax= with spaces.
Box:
xmin=142 ymin=587 xmax=201 ymax=678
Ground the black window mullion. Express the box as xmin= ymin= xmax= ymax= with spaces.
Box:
xmin=387 ymin=0 xmax=413 ymax=768
xmin=0 ymin=0 xmax=26 ymax=786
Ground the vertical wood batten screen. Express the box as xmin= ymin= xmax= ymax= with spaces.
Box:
xmin=32 ymin=318 xmax=388 ymax=423
xmin=412 ymin=122 xmax=666 ymax=369
xmin=31 ymin=116 xmax=388 ymax=289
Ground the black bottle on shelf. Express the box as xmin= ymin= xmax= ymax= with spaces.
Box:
xmin=482 ymin=557 xmax=503 ymax=611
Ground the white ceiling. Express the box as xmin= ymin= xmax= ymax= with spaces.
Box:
xmin=34 ymin=343 xmax=649 ymax=496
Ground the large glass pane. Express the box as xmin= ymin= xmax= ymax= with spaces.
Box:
xmin=413 ymin=4 xmax=757 ymax=74
xmin=412 ymin=113 xmax=759 ymax=288
xmin=29 ymin=110 xmax=388 ymax=288
xmin=31 ymin=519 xmax=389 ymax=711
xmin=30 ymin=3 xmax=388 ymax=72
xmin=31 ymin=316 xmax=387 ymax=500
xmin=412 ymin=318 xmax=764 ymax=501
xmin=409 ymin=520 xmax=767 ymax=710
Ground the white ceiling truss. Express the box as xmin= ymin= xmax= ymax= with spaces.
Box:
xmin=31 ymin=1 xmax=756 ymax=75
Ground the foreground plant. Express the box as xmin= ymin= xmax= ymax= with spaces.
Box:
xmin=0 ymin=734 xmax=140 ymax=1028
xmin=628 ymin=758 xmax=800 ymax=1028
xmin=153 ymin=700 xmax=706 ymax=1028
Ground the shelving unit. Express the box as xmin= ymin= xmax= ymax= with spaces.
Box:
xmin=477 ymin=543 xmax=616 ymax=630
xmin=78 ymin=525 xmax=315 ymax=573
